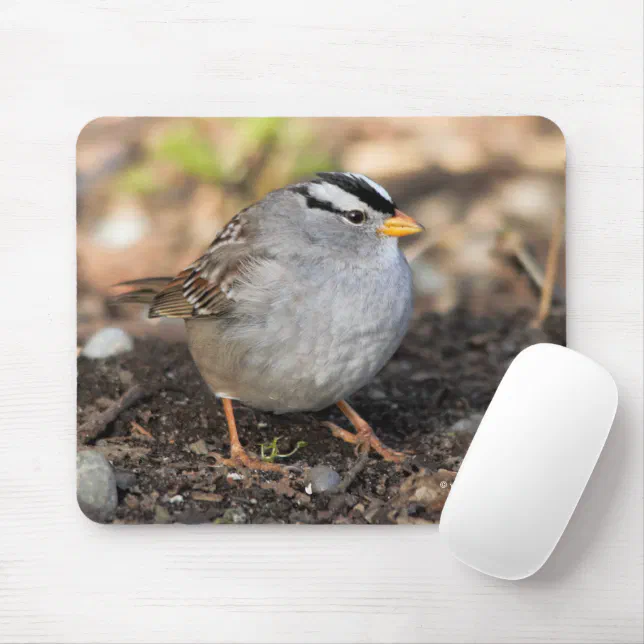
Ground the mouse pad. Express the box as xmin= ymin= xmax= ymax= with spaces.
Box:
xmin=76 ymin=116 xmax=566 ymax=524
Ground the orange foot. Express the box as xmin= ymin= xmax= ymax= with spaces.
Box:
xmin=212 ymin=397 xmax=287 ymax=473
xmin=209 ymin=446 xmax=286 ymax=473
xmin=324 ymin=399 xmax=407 ymax=463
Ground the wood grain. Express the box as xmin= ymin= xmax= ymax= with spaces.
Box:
xmin=0 ymin=1 xmax=642 ymax=642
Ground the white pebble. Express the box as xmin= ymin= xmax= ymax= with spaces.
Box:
xmin=82 ymin=327 xmax=134 ymax=359
xmin=92 ymin=202 xmax=150 ymax=249
xmin=305 ymin=465 xmax=341 ymax=494
xmin=450 ymin=413 xmax=484 ymax=433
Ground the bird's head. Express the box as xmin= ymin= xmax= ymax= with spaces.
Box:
xmin=258 ymin=172 xmax=424 ymax=260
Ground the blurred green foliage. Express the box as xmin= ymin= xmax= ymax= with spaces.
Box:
xmin=117 ymin=164 xmax=160 ymax=195
xmin=289 ymin=148 xmax=335 ymax=179
xmin=152 ymin=122 xmax=223 ymax=181
xmin=233 ymin=117 xmax=285 ymax=147
xmin=114 ymin=118 xmax=338 ymax=196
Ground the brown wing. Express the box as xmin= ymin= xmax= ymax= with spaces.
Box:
xmin=118 ymin=213 xmax=249 ymax=320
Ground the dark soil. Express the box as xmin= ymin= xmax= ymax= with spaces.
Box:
xmin=77 ymin=308 xmax=565 ymax=525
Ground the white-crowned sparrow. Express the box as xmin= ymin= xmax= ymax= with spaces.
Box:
xmin=117 ymin=172 xmax=424 ymax=471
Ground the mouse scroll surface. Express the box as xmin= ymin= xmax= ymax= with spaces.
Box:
xmin=439 ymin=343 xmax=618 ymax=580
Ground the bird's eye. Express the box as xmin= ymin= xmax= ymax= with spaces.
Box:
xmin=344 ymin=210 xmax=366 ymax=225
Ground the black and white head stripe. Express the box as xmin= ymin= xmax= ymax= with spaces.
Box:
xmin=291 ymin=172 xmax=396 ymax=216
xmin=316 ymin=172 xmax=395 ymax=213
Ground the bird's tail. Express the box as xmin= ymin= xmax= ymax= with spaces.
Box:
xmin=111 ymin=277 xmax=175 ymax=306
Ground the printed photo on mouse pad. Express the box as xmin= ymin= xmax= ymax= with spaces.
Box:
xmin=76 ymin=116 xmax=566 ymax=524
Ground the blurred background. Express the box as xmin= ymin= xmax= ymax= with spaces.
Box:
xmin=76 ymin=117 xmax=565 ymax=343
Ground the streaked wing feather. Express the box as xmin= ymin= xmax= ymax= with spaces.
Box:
xmin=148 ymin=214 xmax=246 ymax=319
xmin=116 ymin=277 xmax=176 ymax=288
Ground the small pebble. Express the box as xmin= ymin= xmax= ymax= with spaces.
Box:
xmin=154 ymin=505 xmax=172 ymax=524
xmin=95 ymin=396 xmax=114 ymax=409
xmin=327 ymin=495 xmax=347 ymax=513
xmin=501 ymin=339 xmax=519 ymax=354
xmin=365 ymin=500 xmax=385 ymax=523
xmin=304 ymin=465 xmax=341 ymax=494
xmin=114 ymin=468 xmax=137 ymax=491
xmin=344 ymin=493 xmax=358 ymax=507
xmin=218 ymin=507 xmax=248 ymax=524
xmin=82 ymin=327 xmax=134 ymax=359
xmin=449 ymin=413 xmax=484 ymax=433
xmin=352 ymin=502 xmax=366 ymax=515
xmin=118 ymin=369 xmax=133 ymax=385
xmin=188 ymin=439 xmax=209 ymax=455
xmin=368 ymin=388 xmax=387 ymax=400
xmin=77 ymin=450 xmax=118 ymax=523
xmin=407 ymin=502 xmax=422 ymax=516
xmin=124 ymin=494 xmax=139 ymax=510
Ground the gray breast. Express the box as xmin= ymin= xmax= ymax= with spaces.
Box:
xmin=186 ymin=251 xmax=412 ymax=414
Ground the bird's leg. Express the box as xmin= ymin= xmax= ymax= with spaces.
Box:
xmin=324 ymin=399 xmax=406 ymax=463
xmin=210 ymin=398 xmax=285 ymax=472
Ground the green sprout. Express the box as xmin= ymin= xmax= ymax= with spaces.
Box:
xmin=259 ymin=436 xmax=307 ymax=463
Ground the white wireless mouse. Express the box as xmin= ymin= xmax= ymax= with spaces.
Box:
xmin=439 ymin=343 xmax=618 ymax=580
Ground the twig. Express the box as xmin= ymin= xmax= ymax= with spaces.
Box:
xmin=495 ymin=229 xmax=545 ymax=290
xmin=130 ymin=420 xmax=154 ymax=440
xmin=532 ymin=210 xmax=565 ymax=328
xmin=325 ymin=452 xmax=373 ymax=521
xmin=79 ymin=378 xmax=189 ymax=444
xmin=332 ymin=451 xmax=371 ymax=495
xmin=78 ymin=359 xmax=193 ymax=444
xmin=79 ymin=384 xmax=154 ymax=444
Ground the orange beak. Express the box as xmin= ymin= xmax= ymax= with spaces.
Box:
xmin=377 ymin=209 xmax=425 ymax=237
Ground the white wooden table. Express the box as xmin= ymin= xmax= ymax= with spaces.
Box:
xmin=1 ymin=1 xmax=642 ymax=642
